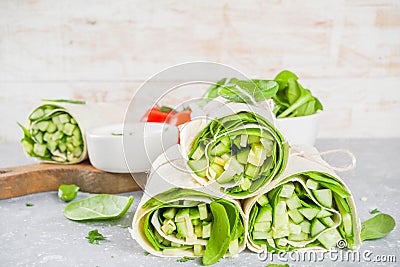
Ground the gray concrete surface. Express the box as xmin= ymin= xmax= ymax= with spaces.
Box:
xmin=0 ymin=139 xmax=399 ymax=266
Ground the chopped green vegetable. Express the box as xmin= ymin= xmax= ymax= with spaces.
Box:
xmin=86 ymin=229 xmax=106 ymax=244
xmin=111 ymin=133 xmax=123 ymax=136
xmin=58 ymin=184 xmax=80 ymax=202
xmin=361 ymin=213 xmax=396 ymax=241
xmin=42 ymin=99 xmax=86 ymax=105
xmin=369 ymin=208 xmax=380 ymax=214
xmin=143 ymin=251 xmax=150 ymax=256
xmin=25 ymin=203 xmax=34 ymax=207
xmin=64 ymin=195 xmax=134 ymax=220
xmin=177 ymin=256 xmax=195 ymax=262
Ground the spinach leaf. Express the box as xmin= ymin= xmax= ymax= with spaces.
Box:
xmin=86 ymin=229 xmax=106 ymax=244
xmin=202 ymin=202 xmax=231 ymax=265
xmin=361 ymin=213 xmax=396 ymax=241
xmin=64 ymin=194 xmax=134 ymax=221
xmin=58 ymin=184 xmax=80 ymax=202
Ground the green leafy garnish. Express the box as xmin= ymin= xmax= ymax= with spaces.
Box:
xmin=117 ymin=225 xmax=129 ymax=228
xmin=143 ymin=251 xmax=150 ymax=256
xmin=177 ymin=256 xmax=195 ymax=262
xmin=370 ymin=208 xmax=380 ymax=214
xmin=86 ymin=229 xmax=106 ymax=244
xmin=361 ymin=213 xmax=396 ymax=241
xmin=64 ymin=195 xmax=134 ymax=221
xmin=58 ymin=184 xmax=80 ymax=202
xmin=25 ymin=203 xmax=34 ymax=207
xmin=111 ymin=133 xmax=123 ymax=136
xmin=42 ymin=99 xmax=86 ymax=105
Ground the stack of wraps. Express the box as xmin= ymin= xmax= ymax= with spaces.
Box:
xmin=131 ymin=102 xmax=361 ymax=265
xmin=19 ymin=101 xmax=126 ymax=164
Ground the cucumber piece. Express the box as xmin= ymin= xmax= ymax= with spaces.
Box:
xmin=43 ymin=132 xmax=52 ymax=142
xmin=311 ymin=219 xmax=327 ymax=237
xmin=216 ymin=168 xmax=235 ymax=184
xmin=191 ymin=144 xmax=205 ymax=160
xmin=277 ymin=238 xmax=287 ymax=247
xmin=236 ymin=148 xmax=250 ymax=164
xmin=224 ymin=157 xmax=243 ymax=174
xmin=213 ymin=156 xmax=225 ymax=166
xmin=306 ymin=179 xmax=320 ymax=190
xmin=70 ymin=117 xmax=77 ymax=124
xmin=209 ymin=163 xmax=224 ymax=178
xmin=245 ymin=163 xmax=259 ymax=178
xmin=286 ymin=194 xmax=302 ymax=210
xmin=210 ymin=142 xmax=230 ymax=156
xmin=58 ymin=143 xmax=67 ymax=153
xmin=247 ymin=143 xmax=266 ymax=166
xmin=59 ymin=114 xmax=70 ymax=124
xmin=300 ymin=220 xmax=311 ymax=234
xmin=46 ymin=122 xmax=57 ymax=133
xmin=63 ymin=123 xmax=76 ymax=136
xmin=162 ymin=239 xmax=171 ymax=246
xmin=21 ymin=140 xmax=34 ymax=154
xmin=220 ymin=153 xmax=230 ymax=161
xmin=299 ymin=207 xmax=320 ymax=220
xmin=154 ymin=229 xmax=165 ymax=243
xmin=273 ymin=225 xmax=289 ymax=239
xmin=289 ymin=222 xmax=302 ymax=235
xmin=320 ymin=216 xmax=335 ymax=227
xmin=256 ymin=194 xmax=269 ymax=206
xmin=192 ymin=218 xmax=201 ymax=226
xmin=72 ymin=147 xmax=82 ymax=157
xmin=342 ymin=213 xmax=352 ymax=235
xmin=33 ymin=143 xmax=47 ymax=157
xmin=316 ymin=209 xmax=333 ymax=218
xmin=194 ymin=224 xmax=202 ymax=237
xmin=189 ymin=208 xmax=200 ymax=219
xmin=175 ymin=208 xmax=189 ymax=222
xmin=194 ymin=244 xmax=203 ymax=256
xmin=163 ymin=207 xmax=177 ymax=219
xmin=176 ymin=221 xmax=189 ymax=238
xmin=161 ymin=219 xmax=176 ymax=235
xmin=317 ymin=228 xmax=342 ymax=249
xmin=198 ymin=203 xmax=208 ymax=220
xmin=220 ymin=136 xmax=230 ymax=146
xmin=256 ymin=205 xmax=273 ymax=222
xmin=280 ymin=183 xmax=295 ymax=198
xmin=52 ymin=131 xmax=64 ymax=141
xmin=248 ymin=135 xmax=260 ymax=144
xmin=35 ymin=132 xmax=43 ymax=143
xmin=35 ymin=121 xmax=49 ymax=131
xmin=254 ymin=221 xmax=271 ymax=232
xmin=288 ymin=209 xmax=304 ymax=224
xmin=29 ymin=108 xmax=44 ymax=120
xmin=240 ymin=178 xmax=252 ymax=191
xmin=228 ymin=239 xmax=239 ymax=255
xmin=313 ymin=189 xmax=333 ymax=208
xmin=253 ymin=231 xmax=272 ymax=240
xmin=275 ymin=201 xmax=286 ymax=215
xmin=47 ymin=141 xmax=58 ymax=152
xmin=240 ymin=134 xmax=248 ymax=147
xmin=260 ymin=138 xmax=274 ymax=156
xmin=187 ymin=158 xmax=208 ymax=177
xmin=288 ymin=232 xmax=308 ymax=241
xmin=202 ymin=222 xmax=212 ymax=238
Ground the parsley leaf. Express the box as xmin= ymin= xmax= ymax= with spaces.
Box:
xmin=144 ymin=251 xmax=150 ymax=256
xmin=370 ymin=208 xmax=380 ymax=214
xmin=86 ymin=229 xmax=106 ymax=244
xmin=177 ymin=256 xmax=195 ymax=262
xmin=25 ymin=203 xmax=34 ymax=207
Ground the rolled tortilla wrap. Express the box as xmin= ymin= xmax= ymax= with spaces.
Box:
xmin=131 ymin=170 xmax=247 ymax=265
xmin=180 ymin=102 xmax=289 ymax=199
xmin=19 ymin=100 xmax=126 ymax=164
xmin=244 ymin=146 xmax=361 ymax=253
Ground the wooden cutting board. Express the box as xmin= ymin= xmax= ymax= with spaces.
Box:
xmin=0 ymin=161 xmax=142 ymax=200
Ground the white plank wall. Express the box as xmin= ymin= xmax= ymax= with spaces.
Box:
xmin=0 ymin=0 xmax=399 ymax=142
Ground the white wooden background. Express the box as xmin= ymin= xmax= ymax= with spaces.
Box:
xmin=1 ymin=0 xmax=399 ymax=142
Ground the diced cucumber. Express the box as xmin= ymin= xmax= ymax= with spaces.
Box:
xmin=256 ymin=205 xmax=273 ymax=222
xmin=277 ymin=238 xmax=287 ymax=247
xmin=220 ymin=153 xmax=230 ymax=161
xmin=240 ymin=134 xmax=248 ymax=147
xmin=72 ymin=128 xmax=80 ymax=138
xmin=247 ymin=143 xmax=266 ymax=166
xmin=194 ymin=224 xmax=202 ymax=237
xmin=342 ymin=213 xmax=352 ymax=235
xmin=33 ymin=143 xmax=47 ymax=157
xmin=299 ymin=207 xmax=320 ymax=220
xmin=275 ymin=201 xmax=286 ymax=215
xmin=311 ymin=219 xmax=327 ymax=237
xmin=198 ymin=204 xmax=208 ymax=220
xmin=154 ymin=229 xmax=164 ymax=243
xmin=224 ymin=157 xmax=243 ymax=174
xmin=58 ymin=143 xmax=67 ymax=153
xmin=253 ymin=231 xmax=272 ymax=240
xmin=43 ymin=132 xmax=52 ymax=142
xmin=316 ymin=209 xmax=333 ymax=218
xmin=210 ymin=142 xmax=230 ymax=156
xmin=70 ymin=117 xmax=77 ymax=124
xmin=245 ymin=163 xmax=259 ymax=178
xmin=273 ymin=210 xmax=289 ymax=239
xmin=191 ymin=145 xmax=205 ymax=160
xmin=320 ymin=216 xmax=335 ymax=227
xmin=47 ymin=141 xmax=58 ymax=152
xmin=288 ymin=209 xmax=304 ymax=224
xmin=216 ymin=168 xmax=235 ymax=184
xmin=175 ymin=208 xmax=189 ymax=222
xmin=35 ymin=121 xmax=49 ymax=131
xmin=194 ymin=244 xmax=203 ymax=256
xmin=189 ymin=208 xmax=200 ymax=220
xmin=306 ymin=179 xmax=320 ymax=190
xmin=280 ymin=183 xmax=295 ymax=198
xmin=188 ymin=158 xmax=208 ymax=177
xmin=192 ymin=218 xmax=201 ymax=226
xmin=161 ymin=219 xmax=176 ymax=235
xmin=254 ymin=221 xmax=271 ymax=232
xmin=236 ymin=148 xmax=250 ymax=164
xmin=300 ymin=221 xmax=311 ymax=234
xmin=228 ymin=239 xmax=239 ymax=255
xmin=240 ymin=178 xmax=252 ymax=191
xmin=163 ymin=207 xmax=177 ymax=219
xmin=52 ymin=131 xmax=64 ymax=141
xmin=317 ymin=228 xmax=342 ymax=249
xmin=170 ymin=242 xmax=181 ymax=247
xmin=248 ymin=135 xmax=260 ymax=144
xmin=202 ymin=222 xmax=212 ymax=238
xmin=256 ymin=194 xmax=269 ymax=206
xmin=72 ymin=147 xmax=82 ymax=157
xmin=313 ymin=189 xmax=333 ymax=208
xmin=176 ymin=221 xmax=188 ymax=238
xmin=289 ymin=222 xmax=302 ymax=235
xmin=35 ymin=132 xmax=43 ymax=143
xmin=273 ymin=226 xmax=289 ymax=239
xmin=63 ymin=123 xmax=76 ymax=136
xmin=46 ymin=122 xmax=57 ymax=133
xmin=29 ymin=108 xmax=44 ymax=120
xmin=59 ymin=114 xmax=70 ymax=124
xmin=21 ymin=140 xmax=34 ymax=154
xmin=213 ymin=156 xmax=225 ymax=166
xmin=286 ymin=194 xmax=302 ymax=210
xmin=162 ymin=239 xmax=171 ymax=246
xmin=209 ymin=163 xmax=224 ymax=178
xmin=260 ymin=138 xmax=274 ymax=156
xmin=288 ymin=232 xmax=308 ymax=241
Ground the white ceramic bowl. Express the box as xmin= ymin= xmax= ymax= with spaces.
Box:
xmin=86 ymin=123 xmax=179 ymax=173
xmin=275 ymin=113 xmax=320 ymax=146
